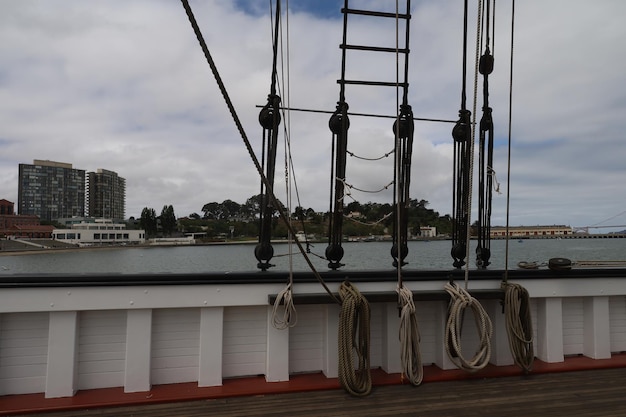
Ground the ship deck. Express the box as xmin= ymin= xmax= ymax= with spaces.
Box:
xmin=7 ymin=363 xmax=626 ymax=417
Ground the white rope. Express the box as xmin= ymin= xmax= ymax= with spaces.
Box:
xmin=503 ymin=282 xmax=533 ymax=372
xmin=343 ymin=211 xmax=393 ymax=226
xmin=444 ymin=281 xmax=492 ymax=372
xmin=272 ymin=282 xmax=297 ymax=330
xmin=397 ymin=285 xmax=423 ymax=385
xmin=347 ymin=148 xmax=395 ymax=161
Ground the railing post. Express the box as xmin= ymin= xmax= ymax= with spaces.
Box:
xmin=583 ymin=296 xmax=611 ymax=359
xmin=265 ymin=305 xmax=290 ymax=382
xmin=198 ymin=307 xmax=224 ymax=386
xmin=536 ymin=297 xmax=564 ymax=363
xmin=46 ymin=311 xmax=79 ymax=398
xmin=124 ymin=309 xmax=152 ymax=392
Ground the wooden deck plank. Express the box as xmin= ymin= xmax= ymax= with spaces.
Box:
xmin=11 ymin=368 xmax=626 ymax=417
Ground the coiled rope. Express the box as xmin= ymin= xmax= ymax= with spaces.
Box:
xmin=271 ymin=282 xmax=297 ymax=330
xmin=397 ymin=284 xmax=423 ymax=385
xmin=503 ymin=282 xmax=533 ymax=372
xmin=444 ymin=281 xmax=493 ymax=372
xmin=338 ymin=281 xmax=372 ymax=397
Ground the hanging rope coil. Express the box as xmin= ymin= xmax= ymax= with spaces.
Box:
xmin=271 ymin=282 xmax=297 ymax=330
xmin=503 ymin=282 xmax=534 ymax=372
xmin=444 ymin=281 xmax=493 ymax=372
xmin=397 ymin=285 xmax=423 ymax=386
xmin=338 ymin=281 xmax=372 ymax=397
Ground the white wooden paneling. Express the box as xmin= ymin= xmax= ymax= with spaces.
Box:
xmin=563 ymin=297 xmax=584 ymax=355
xmin=289 ymin=305 xmax=323 ymax=373
xmin=0 ymin=312 xmax=49 ymax=395
xmin=417 ymin=301 xmax=440 ymax=365
xmin=151 ymin=308 xmax=200 ymax=385
xmin=223 ymin=306 xmax=267 ymax=378
xmin=78 ymin=310 xmax=126 ymax=390
xmin=531 ymin=298 xmax=539 ymax=349
xmin=369 ymin=303 xmax=384 ymax=368
xmin=610 ymin=296 xmax=626 ymax=352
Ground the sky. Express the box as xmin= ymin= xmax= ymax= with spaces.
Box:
xmin=0 ymin=0 xmax=625 ymax=232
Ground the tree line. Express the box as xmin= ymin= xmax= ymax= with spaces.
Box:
xmin=135 ymin=195 xmax=453 ymax=240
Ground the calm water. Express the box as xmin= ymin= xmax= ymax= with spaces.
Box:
xmin=1 ymin=239 xmax=625 ymax=275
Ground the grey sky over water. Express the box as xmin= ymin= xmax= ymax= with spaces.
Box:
xmin=1 ymin=1 xmax=624 ymax=232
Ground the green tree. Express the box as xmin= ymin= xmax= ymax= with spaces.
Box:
xmin=160 ymin=205 xmax=177 ymax=236
xmin=139 ymin=207 xmax=158 ymax=237
xmin=202 ymin=202 xmax=220 ymax=219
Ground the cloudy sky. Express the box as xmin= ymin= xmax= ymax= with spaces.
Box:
xmin=1 ymin=0 xmax=624 ymax=232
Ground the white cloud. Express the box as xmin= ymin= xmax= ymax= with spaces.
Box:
xmin=0 ymin=0 xmax=624 ymax=232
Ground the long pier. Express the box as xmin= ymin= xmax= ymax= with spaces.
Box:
xmin=502 ymin=234 xmax=626 ymax=240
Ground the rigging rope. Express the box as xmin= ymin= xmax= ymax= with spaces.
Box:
xmin=444 ymin=281 xmax=493 ymax=372
xmin=476 ymin=0 xmax=495 ymax=269
xmin=338 ymin=281 xmax=372 ymax=396
xmin=498 ymin=0 xmax=534 ymax=372
xmin=392 ymin=0 xmax=422 ymax=386
xmin=325 ymin=0 xmax=352 ymax=271
xmin=326 ymin=102 xmax=349 ymax=270
xmin=255 ymin=0 xmax=282 ymax=271
xmin=347 ymin=148 xmax=395 ymax=161
xmin=180 ymin=0 xmax=340 ymax=305
xmin=450 ymin=0 xmax=473 ymax=270
xmin=340 ymin=178 xmax=394 ymax=194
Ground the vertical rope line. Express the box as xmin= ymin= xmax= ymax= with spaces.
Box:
xmin=394 ymin=0 xmax=402 ymax=286
xmin=464 ymin=0 xmax=483 ymax=287
xmin=180 ymin=0 xmax=340 ymax=304
xmin=283 ymin=0 xmax=294 ymax=281
xmin=504 ymin=0 xmax=515 ymax=282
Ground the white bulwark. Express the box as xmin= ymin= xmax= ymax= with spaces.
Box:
xmin=52 ymin=218 xmax=145 ymax=246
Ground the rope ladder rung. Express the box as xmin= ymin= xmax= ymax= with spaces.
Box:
xmin=340 ymin=44 xmax=410 ymax=54
xmin=338 ymin=80 xmax=409 ymax=88
xmin=342 ymin=8 xmax=411 ymax=20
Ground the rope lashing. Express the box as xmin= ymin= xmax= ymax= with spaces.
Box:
xmin=338 ymin=281 xmax=372 ymax=396
xmin=503 ymin=282 xmax=534 ymax=372
xmin=397 ymin=285 xmax=423 ymax=386
xmin=444 ymin=281 xmax=493 ymax=372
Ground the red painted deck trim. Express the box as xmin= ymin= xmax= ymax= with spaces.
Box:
xmin=2 ymin=353 xmax=626 ymax=416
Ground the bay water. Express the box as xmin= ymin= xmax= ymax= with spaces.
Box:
xmin=1 ymin=238 xmax=625 ymax=275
